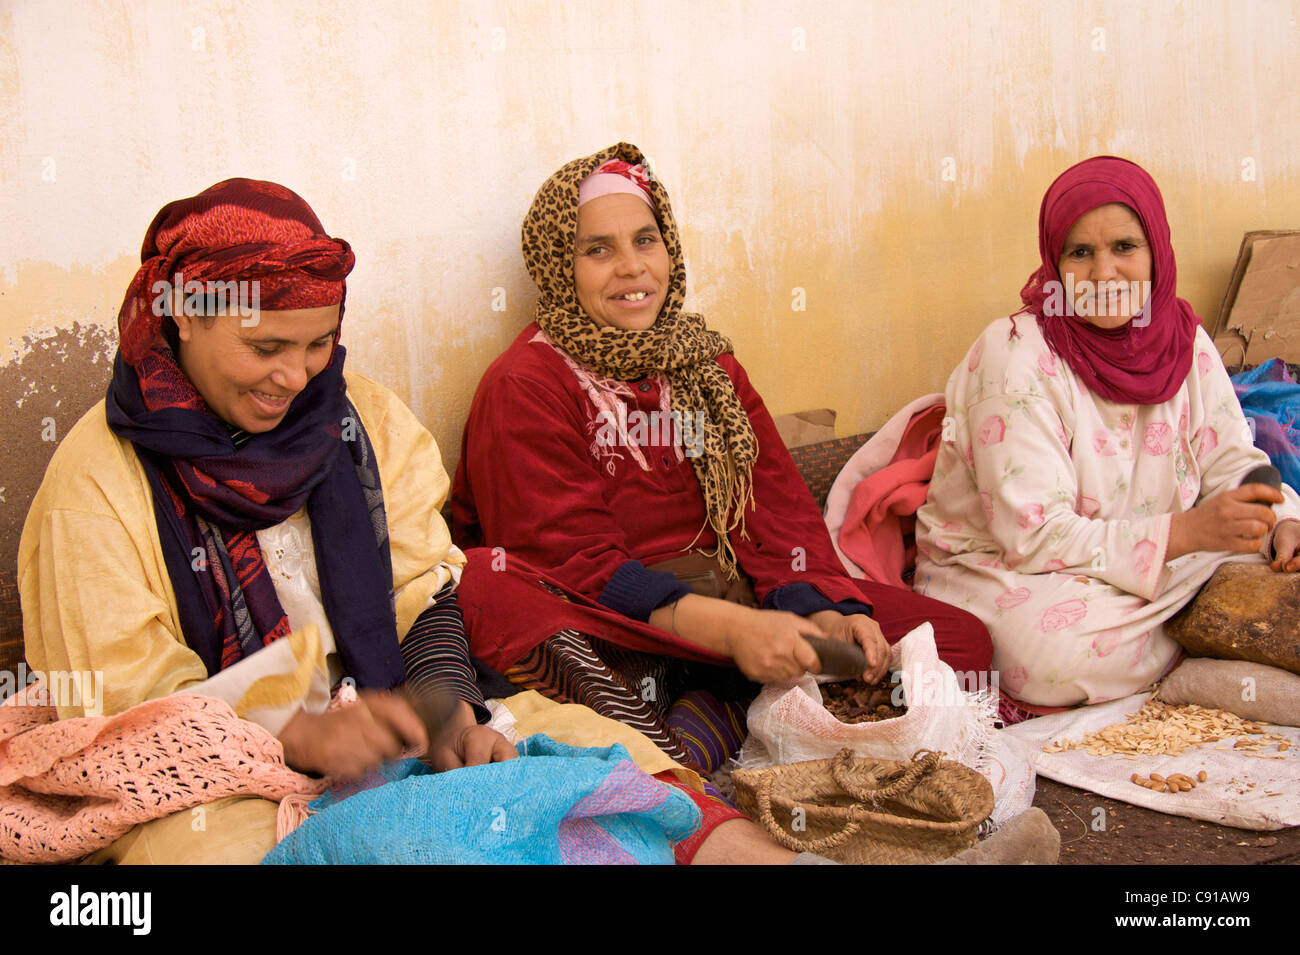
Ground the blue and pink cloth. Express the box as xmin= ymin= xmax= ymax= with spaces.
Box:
xmin=262 ymin=734 xmax=702 ymax=865
xmin=1231 ymin=359 xmax=1300 ymax=493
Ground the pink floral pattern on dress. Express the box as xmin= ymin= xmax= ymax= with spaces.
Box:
xmin=1039 ymin=599 xmax=1087 ymax=632
xmin=1142 ymin=422 xmax=1174 ymax=456
xmin=1091 ymin=628 xmax=1123 ymax=656
xmin=1195 ymin=427 xmax=1218 ymax=458
xmin=1092 ymin=429 xmax=1117 ymax=456
xmin=1197 ymin=351 xmax=1212 ymax=377
xmin=1001 ymin=666 xmax=1028 ymax=694
xmin=1017 ymin=503 xmax=1045 ymax=529
xmin=967 ymin=337 xmax=985 ymax=372
xmin=978 ymin=415 xmax=1007 ymax=447
xmin=1037 ymin=351 xmax=1058 ymax=377
xmin=1075 ymin=494 xmax=1100 ymax=518
xmin=1044 ymin=559 xmax=1067 ymax=571
xmin=1130 ymin=631 xmax=1153 ymax=669
xmin=995 ymin=586 xmax=1032 ymax=609
xmin=1131 ymin=539 xmax=1157 ymax=577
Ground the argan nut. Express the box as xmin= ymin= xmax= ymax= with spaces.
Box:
xmin=1197 ymin=771 xmax=1207 ymax=782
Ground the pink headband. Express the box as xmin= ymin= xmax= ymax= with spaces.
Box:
xmin=577 ymin=160 xmax=654 ymax=209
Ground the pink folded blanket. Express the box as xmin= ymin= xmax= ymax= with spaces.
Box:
xmin=0 ymin=683 xmax=323 ymax=863
xmin=835 ymin=400 xmax=946 ymax=587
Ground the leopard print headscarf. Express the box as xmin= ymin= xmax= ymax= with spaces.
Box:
xmin=522 ymin=142 xmax=758 ymax=578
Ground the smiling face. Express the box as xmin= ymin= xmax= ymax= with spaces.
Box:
xmin=173 ymin=301 xmax=340 ymax=433
xmin=1057 ymin=202 xmax=1153 ymax=329
xmin=573 ymin=193 xmax=670 ymax=330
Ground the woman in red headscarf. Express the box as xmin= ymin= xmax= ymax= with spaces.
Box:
xmin=18 ymin=179 xmax=515 ymax=862
xmin=915 ymin=156 xmax=1300 ymax=713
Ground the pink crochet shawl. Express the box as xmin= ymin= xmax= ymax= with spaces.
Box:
xmin=0 ymin=683 xmax=324 ymax=863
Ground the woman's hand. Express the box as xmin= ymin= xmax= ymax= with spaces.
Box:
xmin=724 ymin=608 xmax=825 ymax=684
xmin=650 ymin=594 xmax=879 ymax=684
xmin=422 ymin=700 xmax=518 ymax=771
xmin=278 ymin=689 xmax=428 ymax=780
xmin=1167 ymin=485 xmax=1282 ymax=561
xmin=1269 ymin=519 xmax=1300 ymax=573
xmin=808 ymin=610 xmax=891 ymax=684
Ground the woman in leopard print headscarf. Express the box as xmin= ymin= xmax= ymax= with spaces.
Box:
xmin=451 ymin=143 xmax=992 ymax=783
xmin=520 ymin=145 xmax=759 ymax=579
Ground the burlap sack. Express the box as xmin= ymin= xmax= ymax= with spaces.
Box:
xmin=1154 ymin=658 xmax=1300 ymax=727
xmin=1165 ymin=563 xmax=1300 ymax=676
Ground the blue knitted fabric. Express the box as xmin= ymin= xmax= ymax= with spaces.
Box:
xmin=1232 ymin=359 xmax=1300 ymax=493
xmin=262 ymin=734 xmax=701 ymax=865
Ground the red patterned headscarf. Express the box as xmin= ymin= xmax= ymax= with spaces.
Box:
xmin=1017 ymin=156 xmax=1199 ymax=405
xmin=118 ymin=177 xmax=354 ymax=412
xmin=106 ymin=180 xmax=405 ymax=687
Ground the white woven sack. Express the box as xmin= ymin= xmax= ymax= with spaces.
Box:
xmin=740 ymin=623 xmax=993 ymax=773
xmin=978 ymin=730 xmax=1037 ymax=829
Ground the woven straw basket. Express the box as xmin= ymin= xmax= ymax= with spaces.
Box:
xmin=732 ymin=749 xmax=994 ymax=864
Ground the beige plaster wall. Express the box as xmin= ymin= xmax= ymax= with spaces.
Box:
xmin=3 ymin=0 xmax=1299 ymax=469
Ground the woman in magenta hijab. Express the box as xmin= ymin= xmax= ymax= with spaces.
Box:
xmin=915 ymin=156 xmax=1300 ymax=713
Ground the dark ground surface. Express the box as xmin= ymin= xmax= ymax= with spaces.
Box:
xmin=1033 ymin=776 xmax=1300 ymax=865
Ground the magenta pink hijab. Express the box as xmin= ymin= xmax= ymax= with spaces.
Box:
xmin=1017 ymin=156 xmax=1200 ymax=405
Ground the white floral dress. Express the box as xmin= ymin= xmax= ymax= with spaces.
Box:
xmin=915 ymin=315 xmax=1300 ymax=707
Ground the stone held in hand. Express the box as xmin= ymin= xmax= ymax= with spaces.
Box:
xmin=1239 ymin=464 xmax=1282 ymax=490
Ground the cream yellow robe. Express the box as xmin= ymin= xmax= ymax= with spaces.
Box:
xmin=18 ymin=371 xmax=462 ymax=722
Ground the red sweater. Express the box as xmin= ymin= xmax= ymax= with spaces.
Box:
xmin=450 ymin=324 xmax=872 ymax=621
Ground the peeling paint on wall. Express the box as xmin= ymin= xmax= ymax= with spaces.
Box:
xmin=0 ymin=322 xmax=118 ymax=665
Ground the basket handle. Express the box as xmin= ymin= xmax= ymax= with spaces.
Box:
xmin=829 ymin=748 xmax=942 ymax=804
xmin=754 ymin=773 xmax=862 ymax=854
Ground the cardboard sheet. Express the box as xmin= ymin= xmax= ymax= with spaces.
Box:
xmin=772 ymin=407 xmax=837 ymax=448
xmin=1213 ymin=230 xmax=1300 ymax=370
